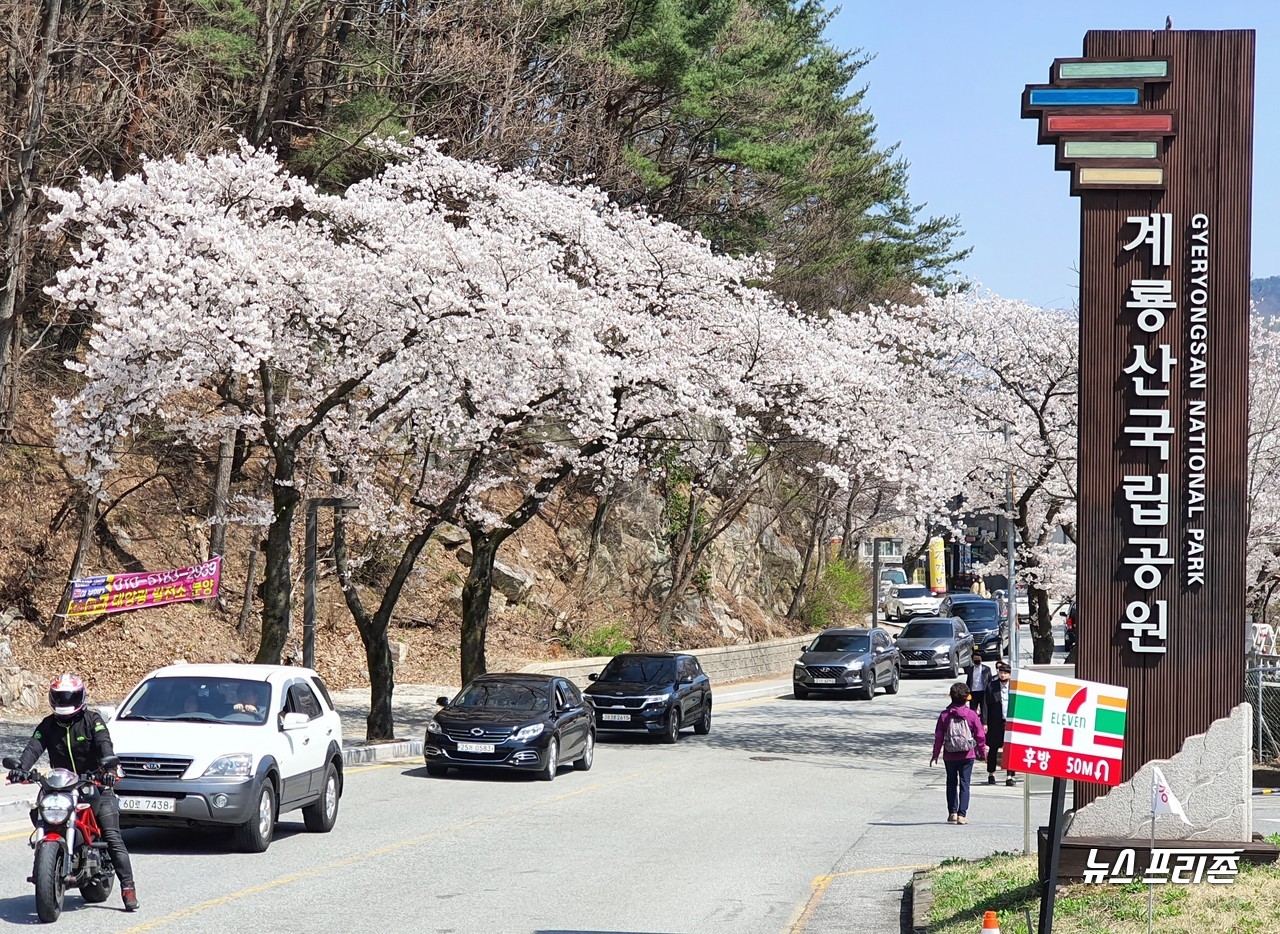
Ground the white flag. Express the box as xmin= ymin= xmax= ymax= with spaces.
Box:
xmin=1151 ymin=766 xmax=1192 ymax=826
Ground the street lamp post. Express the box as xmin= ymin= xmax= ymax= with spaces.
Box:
xmin=1004 ymin=423 xmax=1020 ymax=665
xmin=303 ymin=497 xmax=358 ymax=670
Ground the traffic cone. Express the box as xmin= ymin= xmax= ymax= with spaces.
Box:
xmin=981 ymin=910 xmax=1001 ymax=933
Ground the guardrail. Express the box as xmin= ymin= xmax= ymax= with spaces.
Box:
xmin=520 ymin=634 xmax=814 ymax=688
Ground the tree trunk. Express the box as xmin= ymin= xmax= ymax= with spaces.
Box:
xmin=255 ymin=447 xmax=298 ymax=664
xmin=584 ymin=489 xmax=613 ymax=581
xmin=0 ymin=0 xmax=63 ymax=433
xmin=208 ymin=429 xmax=235 ymax=611
xmin=460 ymin=531 xmax=503 ymax=686
xmin=787 ymin=502 xmax=824 ymax=621
xmin=1030 ymin=582 xmax=1055 ymax=663
xmin=46 ymin=489 xmax=98 ymax=646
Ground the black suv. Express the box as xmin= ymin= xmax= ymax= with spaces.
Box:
xmin=793 ymin=627 xmax=900 ymax=700
xmin=585 ymin=653 xmax=712 ymax=743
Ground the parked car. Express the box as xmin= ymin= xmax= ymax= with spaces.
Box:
xmin=425 ymin=674 xmax=593 ymax=781
xmin=943 ymin=598 xmax=1005 ymax=658
xmin=883 ymin=584 xmax=941 ymax=621
xmin=108 ymin=664 xmax=343 ymax=852
xmin=936 ymin=593 xmax=988 ymax=616
xmin=584 ymin=653 xmax=712 ymax=742
xmin=1064 ymin=599 xmax=1077 ymax=652
xmin=894 ymin=617 xmax=975 ymax=677
xmin=792 ymin=627 xmax=900 ymax=700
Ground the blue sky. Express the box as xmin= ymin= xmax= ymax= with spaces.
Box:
xmin=826 ymin=1 xmax=1276 ymax=309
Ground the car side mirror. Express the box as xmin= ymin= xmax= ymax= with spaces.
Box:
xmin=100 ymin=754 xmax=119 ymax=771
xmin=281 ymin=712 xmax=309 ymax=731
xmin=678 ymin=675 xmax=694 ymax=685
xmin=588 ymin=673 xmax=598 ymax=681
xmin=436 ymin=696 xmax=451 ymax=708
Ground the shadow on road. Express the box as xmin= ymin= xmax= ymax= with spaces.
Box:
xmin=121 ymin=824 xmax=306 ymax=855
xmin=399 ymin=764 xmax=584 ymax=784
xmin=0 ymin=892 xmax=120 ymax=925
xmin=698 ymin=701 xmax=929 ymax=763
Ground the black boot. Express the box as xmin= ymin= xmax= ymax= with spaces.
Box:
xmin=121 ymin=883 xmax=138 ymax=912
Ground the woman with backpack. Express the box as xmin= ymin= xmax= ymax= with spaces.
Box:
xmin=930 ymin=681 xmax=988 ymax=824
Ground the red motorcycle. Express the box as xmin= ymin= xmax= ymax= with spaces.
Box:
xmin=3 ymin=754 xmax=119 ymax=923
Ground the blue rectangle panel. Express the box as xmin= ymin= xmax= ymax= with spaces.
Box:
xmin=1028 ymin=88 xmax=1140 ymax=106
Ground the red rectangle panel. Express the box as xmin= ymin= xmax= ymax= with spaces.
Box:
xmin=1046 ymin=113 xmax=1173 ymax=132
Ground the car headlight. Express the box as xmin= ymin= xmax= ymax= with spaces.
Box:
xmin=641 ymin=694 xmax=673 ymax=705
xmin=513 ymin=723 xmax=545 ymax=742
xmin=201 ymin=754 xmax=252 ymax=778
xmin=39 ymin=793 xmax=73 ymax=825
xmin=426 ymin=720 xmax=443 ymax=735
xmin=934 ymin=648 xmax=950 ymax=655
xmin=794 ymin=660 xmax=807 ymax=667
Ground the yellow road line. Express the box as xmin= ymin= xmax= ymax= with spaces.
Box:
xmin=785 ymin=863 xmax=934 ymax=934
xmin=343 ymin=758 xmax=418 ymax=775
xmin=117 ymin=764 xmax=669 ymax=933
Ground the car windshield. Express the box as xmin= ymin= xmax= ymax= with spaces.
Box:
xmin=453 ymin=681 xmax=549 ymax=712
xmin=117 ymin=676 xmax=272 ymax=725
xmin=901 ymin=621 xmax=953 ymax=639
xmin=597 ymin=657 xmax=676 ymax=683
xmin=895 ymin=586 xmax=930 ymax=599
xmin=952 ymin=603 xmax=999 ymax=625
xmin=808 ymin=633 xmax=870 ymax=654
xmin=881 ymin=569 xmax=907 ymax=585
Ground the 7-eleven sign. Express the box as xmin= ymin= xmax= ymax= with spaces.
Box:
xmin=1003 ymin=669 xmax=1128 ymax=786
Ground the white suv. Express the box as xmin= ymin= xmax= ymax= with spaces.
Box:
xmin=108 ymin=664 xmax=343 ymax=852
xmin=883 ymin=584 xmax=941 ymax=622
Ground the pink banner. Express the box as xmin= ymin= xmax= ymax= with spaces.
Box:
xmin=67 ymin=557 xmax=221 ymax=618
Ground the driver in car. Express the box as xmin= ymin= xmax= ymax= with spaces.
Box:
xmin=8 ymin=673 xmax=138 ymax=912
xmin=232 ymin=683 xmax=265 ymax=716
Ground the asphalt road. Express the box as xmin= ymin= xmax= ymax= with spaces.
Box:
xmin=0 ymin=669 xmax=1061 ymax=934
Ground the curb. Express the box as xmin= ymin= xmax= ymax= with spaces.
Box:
xmin=0 ymin=797 xmax=33 ymax=821
xmin=909 ymin=869 xmax=932 ymax=934
xmin=341 ymin=739 xmax=423 ymax=765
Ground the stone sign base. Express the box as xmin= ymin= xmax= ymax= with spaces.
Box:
xmin=1066 ymin=702 xmax=1252 ymax=842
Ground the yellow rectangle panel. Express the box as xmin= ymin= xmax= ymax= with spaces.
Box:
xmin=1098 ymin=694 xmax=1128 ymax=710
xmin=1078 ymin=166 xmax=1164 ymax=186
xmin=1055 ymin=681 xmax=1083 ymax=698
xmin=1011 ymin=679 xmax=1046 ymax=695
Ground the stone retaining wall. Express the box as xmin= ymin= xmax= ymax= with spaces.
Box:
xmin=520 ymin=634 xmax=812 ymax=688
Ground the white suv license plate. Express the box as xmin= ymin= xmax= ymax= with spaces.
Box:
xmin=119 ymin=796 xmax=175 ymax=813
xmin=906 ymin=660 xmax=928 ymax=666
xmin=602 ymin=713 xmax=630 ymax=722
xmin=812 ymin=678 xmax=838 ymax=684
xmin=456 ymin=741 xmax=495 ymax=753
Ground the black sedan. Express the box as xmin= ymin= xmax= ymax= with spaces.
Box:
xmin=792 ymin=627 xmax=900 ymax=700
xmin=424 ymin=674 xmax=593 ymax=781
xmin=584 ymin=653 xmax=711 ymax=743
xmin=894 ymin=616 xmax=975 ymax=677
xmin=946 ymin=599 xmax=1005 ymax=658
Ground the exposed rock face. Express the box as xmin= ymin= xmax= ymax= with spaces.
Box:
xmin=431 ymin=523 xmax=469 ymax=548
xmin=0 ymin=637 xmax=41 ymax=711
xmin=454 ymin=548 xmax=535 ymax=605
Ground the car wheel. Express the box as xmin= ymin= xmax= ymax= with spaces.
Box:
xmin=948 ymin=654 xmax=960 ymax=679
xmin=573 ymin=731 xmax=594 ymax=771
xmin=660 ymin=707 xmax=681 ymax=744
xmin=425 ymin=763 xmax=448 ymax=777
xmin=234 ymin=781 xmax=276 ymax=853
xmin=793 ymin=683 xmax=809 ymax=700
xmin=885 ymin=665 xmax=901 ymax=695
xmin=694 ymin=700 xmax=712 ymax=735
xmin=302 ymin=762 xmax=340 ymax=832
xmin=538 ymin=737 xmax=558 ymax=781
xmin=861 ymin=670 xmax=876 ymax=701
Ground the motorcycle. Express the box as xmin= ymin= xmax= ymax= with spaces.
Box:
xmin=2 ymin=754 xmax=119 ymax=923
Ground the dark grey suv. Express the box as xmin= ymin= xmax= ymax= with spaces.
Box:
xmin=895 ymin=616 xmax=975 ymax=677
xmin=792 ymin=627 xmax=900 ymax=700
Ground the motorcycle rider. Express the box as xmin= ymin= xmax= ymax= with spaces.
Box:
xmin=8 ymin=673 xmax=138 ymax=912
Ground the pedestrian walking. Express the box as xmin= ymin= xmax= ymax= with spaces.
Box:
xmin=967 ymin=650 xmax=991 ymax=719
xmin=931 ymin=682 xmax=987 ymax=825
xmin=984 ymin=660 xmax=1018 ymax=786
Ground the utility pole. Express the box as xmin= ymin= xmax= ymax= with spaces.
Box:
xmin=869 ymin=536 xmax=901 ymax=630
xmin=1005 ymin=423 xmax=1020 ymax=665
xmin=303 ymin=498 xmax=358 ymax=669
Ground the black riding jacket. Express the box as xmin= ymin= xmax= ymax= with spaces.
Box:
xmin=17 ymin=709 xmax=116 ymax=774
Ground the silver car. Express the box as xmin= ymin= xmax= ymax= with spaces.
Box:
xmin=894 ymin=616 xmax=975 ymax=677
xmin=883 ymin=584 xmax=941 ymax=622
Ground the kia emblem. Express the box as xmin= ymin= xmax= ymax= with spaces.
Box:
xmin=143 ymin=762 xmax=161 ymax=771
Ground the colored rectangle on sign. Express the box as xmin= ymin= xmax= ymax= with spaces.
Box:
xmin=1059 ymin=61 xmax=1169 ymax=79
xmin=1045 ymin=114 xmax=1173 ymax=133
xmin=1063 ymin=140 xmax=1160 ymax=159
xmin=1029 ymin=88 xmax=1140 ymax=106
xmin=1004 ymin=741 xmax=1123 ymax=786
xmin=1078 ymin=167 xmax=1164 ymax=186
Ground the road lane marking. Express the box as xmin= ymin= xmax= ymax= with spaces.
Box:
xmin=343 ymin=758 xmax=418 ymax=774
xmin=117 ymin=764 xmax=670 ymax=933
xmin=784 ymin=863 xmax=934 ymax=934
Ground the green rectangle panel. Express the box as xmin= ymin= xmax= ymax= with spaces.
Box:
xmin=1064 ymin=140 xmax=1160 ymax=159
xmin=1095 ymin=707 xmax=1127 ymax=738
xmin=1060 ymin=61 xmax=1168 ymax=79
xmin=1009 ymin=694 xmax=1044 ymax=723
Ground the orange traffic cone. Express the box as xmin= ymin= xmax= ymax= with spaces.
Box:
xmin=981 ymin=910 xmax=1001 ymax=933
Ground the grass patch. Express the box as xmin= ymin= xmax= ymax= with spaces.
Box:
xmin=926 ymin=852 xmax=1280 ymax=933
xmin=565 ymin=621 xmax=633 ymax=658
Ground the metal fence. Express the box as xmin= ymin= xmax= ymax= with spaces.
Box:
xmin=1247 ymin=661 xmax=1280 ymax=763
